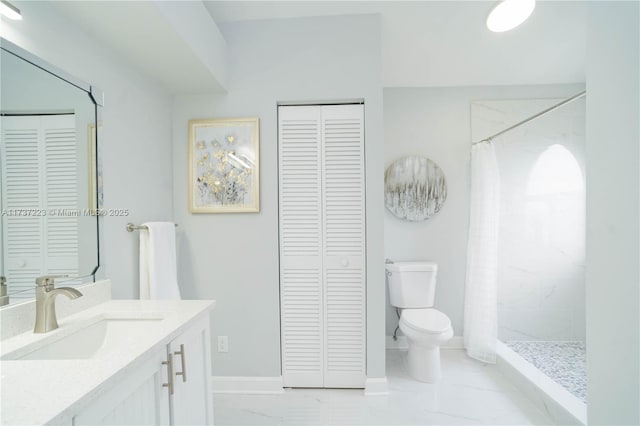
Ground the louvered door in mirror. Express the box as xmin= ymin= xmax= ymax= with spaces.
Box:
xmin=278 ymin=104 xmax=366 ymax=388
xmin=1 ymin=115 xmax=80 ymax=295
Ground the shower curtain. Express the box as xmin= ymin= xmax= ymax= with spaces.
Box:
xmin=464 ymin=141 xmax=500 ymax=363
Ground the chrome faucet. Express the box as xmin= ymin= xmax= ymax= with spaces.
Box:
xmin=34 ymin=275 xmax=83 ymax=333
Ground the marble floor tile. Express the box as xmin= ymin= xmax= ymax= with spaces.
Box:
xmin=213 ymin=349 xmax=554 ymax=426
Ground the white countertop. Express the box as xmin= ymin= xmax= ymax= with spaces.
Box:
xmin=0 ymin=299 xmax=215 ymax=425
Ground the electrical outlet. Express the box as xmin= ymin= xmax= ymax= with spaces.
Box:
xmin=217 ymin=336 xmax=229 ymax=353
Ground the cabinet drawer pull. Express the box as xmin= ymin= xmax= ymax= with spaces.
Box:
xmin=162 ymin=353 xmax=174 ymax=395
xmin=174 ymin=343 xmax=187 ymax=383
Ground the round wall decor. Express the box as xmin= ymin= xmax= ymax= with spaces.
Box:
xmin=384 ymin=156 xmax=447 ymax=221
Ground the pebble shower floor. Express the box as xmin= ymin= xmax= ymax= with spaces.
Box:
xmin=506 ymin=341 xmax=587 ymax=403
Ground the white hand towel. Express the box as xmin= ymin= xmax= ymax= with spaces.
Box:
xmin=139 ymin=222 xmax=181 ymax=300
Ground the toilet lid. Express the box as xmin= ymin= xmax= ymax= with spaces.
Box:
xmin=401 ymin=309 xmax=451 ymax=334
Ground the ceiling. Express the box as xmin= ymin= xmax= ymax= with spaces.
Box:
xmin=54 ymin=1 xmax=589 ymax=93
xmin=205 ymin=1 xmax=588 ymax=88
xmin=52 ymin=1 xmax=226 ymax=94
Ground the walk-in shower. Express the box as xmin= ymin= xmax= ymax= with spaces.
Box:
xmin=471 ymin=92 xmax=587 ymax=423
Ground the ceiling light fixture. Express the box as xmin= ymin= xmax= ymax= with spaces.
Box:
xmin=486 ymin=0 xmax=535 ymax=32
xmin=0 ymin=0 xmax=21 ymax=20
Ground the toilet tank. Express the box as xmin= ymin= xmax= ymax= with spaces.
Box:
xmin=386 ymin=261 xmax=438 ymax=308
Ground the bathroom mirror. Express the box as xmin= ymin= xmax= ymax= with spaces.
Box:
xmin=0 ymin=38 xmax=102 ymax=306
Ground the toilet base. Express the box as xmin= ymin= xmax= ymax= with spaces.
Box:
xmin=407 ymin=343 xmax=442 ymax=383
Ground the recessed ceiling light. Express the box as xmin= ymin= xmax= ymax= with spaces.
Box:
xmin=486 ymin=0 xmax=535 ymax=33
xmin=0 ymin=0 xmax=21 ymax=20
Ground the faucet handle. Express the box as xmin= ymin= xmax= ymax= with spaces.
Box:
xmin=35 ymin=275 xmax=69 ymax=287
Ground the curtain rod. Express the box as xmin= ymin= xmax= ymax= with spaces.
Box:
xmin=472 ymin=90 xmax=586 ymax=145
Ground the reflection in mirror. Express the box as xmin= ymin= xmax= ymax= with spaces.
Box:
xmin=0 ymin=39 xmax=101 ymax=306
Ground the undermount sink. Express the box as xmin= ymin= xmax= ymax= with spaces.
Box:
xmin=2 ymin=316 xmax=165 ymax=361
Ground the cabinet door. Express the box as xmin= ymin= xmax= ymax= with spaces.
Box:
xmin=170 ymin=316 xmax=213 ymax=426
xmin=73 ymin=348 xmax=170 ymax=426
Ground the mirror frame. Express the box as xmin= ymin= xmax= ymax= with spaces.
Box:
xmin=0 ymin=37 xmax=104 ymax=304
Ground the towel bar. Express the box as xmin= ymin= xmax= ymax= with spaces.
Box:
xmin=126 ymin=223 xmax=178 ymax=232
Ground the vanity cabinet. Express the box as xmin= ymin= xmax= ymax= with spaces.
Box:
xmin=72 ymin=347 xmax=170 ymax=425
xmin=169 ymin=316 xmax=214 ymax=426
xmin=72 ymin=316 xmax=213 ymax=426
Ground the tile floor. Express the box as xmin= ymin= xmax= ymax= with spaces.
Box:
xmin=213 ymin=349 xmax=554 ymax=425
xmin=506 ymin=340 xmax=587 ymax=403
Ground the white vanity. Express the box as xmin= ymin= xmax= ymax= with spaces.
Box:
xmin=0 ymin=34 xmax=216 ymax=426
xmin=0 ymin=281 xmax=215 ymax=425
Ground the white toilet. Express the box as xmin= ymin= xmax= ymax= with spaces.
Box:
xmin=386 ymin=261 xmax=453 ymax=383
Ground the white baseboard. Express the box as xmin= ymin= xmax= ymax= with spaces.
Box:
xmin=212 ymin=376 xmax=284 ymax=394
xmin=442 ymin=336 xmax=464 ymax=349
xmin=386 ymin=335 xmax=464 ymax=350
xmin=364 ymin=377 xmax=389 ymax=396
xmin=386 ymin=335 xmax=409 ymax=350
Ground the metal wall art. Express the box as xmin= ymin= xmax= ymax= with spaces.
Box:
xmin=188 ymin=117 xmax=260 ymax=213
xmin=384 ymin=156 xmax=447 ymax=221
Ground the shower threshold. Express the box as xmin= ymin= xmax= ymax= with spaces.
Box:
xmin=496 ymin=341 xmax=586 ymax=425
xmin=506 ymin=340 xmax=586 ymax=402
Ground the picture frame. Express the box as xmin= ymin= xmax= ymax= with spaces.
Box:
xmin=188 ymin=117 xmax=260 ymax=213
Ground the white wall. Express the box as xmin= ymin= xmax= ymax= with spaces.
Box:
xmin=383 ymin=84 xmax=584 ymax=337
xmin=2 ymin=1 xmax=174 ymax=298
xmin=586 ymin=2 xmax=639 ymax=424
xmin=172 ymin=14 xmax=385 ymax=379
xmin=472 ymin=98 xmax=586 ymax=342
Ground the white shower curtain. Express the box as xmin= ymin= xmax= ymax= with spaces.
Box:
xmin=464 ymin=141 xmax=500 ymax=363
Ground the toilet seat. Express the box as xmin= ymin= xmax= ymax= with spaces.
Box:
xmin=400 ymin=309 xmax=451 ymax=334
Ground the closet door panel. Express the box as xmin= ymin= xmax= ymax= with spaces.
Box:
xmin=324 ymin=266 xmax=365 ymax=387
xmin=279 ymin=104 xmax=366 ymax=389
xmin=322 ymin=105 xmax=366 ymax=388
xmin=322 ymin=105 xmax=365 ymax=260
xmin=279 ymin=106 xmax=324 ymax=387
xmin=280 ymin=265 xmax=323 ymax=387
xmin=44 ymin=118 xmax=79 ymax=274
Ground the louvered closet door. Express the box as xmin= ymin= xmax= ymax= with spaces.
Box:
xmin=1 ymin=116 xmax=42 ymax=295
xmin=1 ymin=115 xmax=79 ymax=297
xmin=321 ymin=105 xmax=365 ymax=388
xmin=279 ymin=106 xmax=324 ymax=387
xmin=279 ymin=104 xmax=365 ymax=389
xmin=44 ymin=117 xmax=79 ymax=275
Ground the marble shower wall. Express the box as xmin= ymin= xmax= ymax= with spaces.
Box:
xmin=472 ymin=97 xmax=586 ymax=342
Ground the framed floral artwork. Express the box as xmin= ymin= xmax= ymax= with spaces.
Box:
xmin=188 ymin=117 xmax=260 ymax=213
